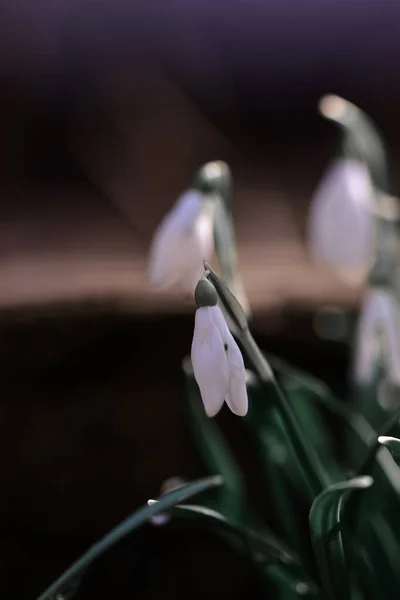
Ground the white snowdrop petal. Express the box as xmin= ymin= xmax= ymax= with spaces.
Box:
xmin=148 ymin=219 xmax=185 ymax=287
xmin=308 ymin=158 xmax=374 ymax=275
xmin=194 ymin=210 xmax=214 ymax=264
xmin=225 ymin=334 xmax=248 ymax=416
xmin=206 ymin=305 xmax=248 ymax=416
xmin=191 ymin=307 xmax=229 ymax=417
xmin=180 ymin=209 xmax=214 ymax=293
xmin=149 ymin=513 xmax=171 ymax=527
xmin=171 ymin=190 xmax=204 ymax=229
xmin=355 ymin=290 xmax=400 ymax=385
xmin=148 ymin=190 xmax=208 ymax=289
xmin=210 ymin=305 xmax=231 ymax=345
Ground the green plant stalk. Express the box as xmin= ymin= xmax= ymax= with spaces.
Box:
xmin=204 ymin=262 xmax=332 ymax=498
xmin=240 ymin=330 xmax=332 ymax=498
xmin=262 ymin=433 xmax=305 ymax=557
xmin=213 ymin=195 xmax=237 ymax=294
xmin=269 ymin=356 xmax=342 ymax=481
xmin=309 ymin=477 xmax=373 ymax=600
xmin=345 ymin=406 xmax=400 ymax=531
xmin=168 ymin=503 xmax=299 ymax=567
xmin=168 ymin=503 xmax=319 ymax=595
xmin=36 ymin=475 xmax=223 ymax=600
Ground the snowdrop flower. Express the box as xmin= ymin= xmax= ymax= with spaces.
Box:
xmin=307 ymin=94 xmax=389 ymax=286
xmin=308 ymin=157 xmax=375 ymax=284
xmin=191 ymin=278 xmax=248 ymax=417
xmin=148 ymin=189 xmax=214 ymax=293
xmin=354 ymin=288 xmax=400 ymax=388
xmin=149 ymin=476 xmax=186 ymax=526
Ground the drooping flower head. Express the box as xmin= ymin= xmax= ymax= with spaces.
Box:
xmin=308 ymin=96 xmax=379 ymax=284
xmin=148 ymin=189 xmax=214 ymax=293
xmin=191 ymin=278 xmax=248 ymax=418
xmin=354 ymin=288 xmax=400 ymax=389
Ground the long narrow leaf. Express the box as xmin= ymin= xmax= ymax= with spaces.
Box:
xmin=36 ymin=475 xmax=222 ymax=600
xmin=309 ymin=476 xmax=373 ymax=600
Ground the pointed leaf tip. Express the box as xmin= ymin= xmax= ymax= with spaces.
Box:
xmin=378 ymin=435 xmax=400 ymax=450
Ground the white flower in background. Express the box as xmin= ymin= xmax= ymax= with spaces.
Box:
xmin=191 ymin=279 xmax=248 ymax=418
xmin=148 ymin=190 xmax=214 ymax=293
xmin=308 ymin=158 xmax=375 ymax=284
xmin=354 ymin=289 xmax=400 ymax=391
xmin=149 ymin=476 xmax=186 ymax=527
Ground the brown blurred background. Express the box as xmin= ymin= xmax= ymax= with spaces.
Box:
xmin=1 ymin=1 xmax=400 ymax=597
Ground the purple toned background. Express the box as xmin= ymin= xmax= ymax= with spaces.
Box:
xmin=0 ymin=3 xmax=399 ymax=598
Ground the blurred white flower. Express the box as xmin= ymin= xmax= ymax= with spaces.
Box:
xmin=191 ymin=304 xmax=248 ymax=418
xmin=149 ymin=476 xmax=186 ymax=527
xmin=354 ymin=289 xmax=400 ymax=386
xmin=308 ymin=158 xmax=375 ymax=284
xmin=148 ymin=190 xmax=214 ymax=293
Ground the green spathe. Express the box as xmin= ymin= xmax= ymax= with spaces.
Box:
xmin=194 ymin=278 xmax=218 ymax=308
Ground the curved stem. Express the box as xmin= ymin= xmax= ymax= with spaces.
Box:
xmin=344 ymin=406 xmax=400 ymax=537
xmin=205 ymin=262 xmax=332 ymax=497
xmin=36 ymin=476 xmax=222 ymax=600
xmin=319 ymin=94 xmax=391 ymax=194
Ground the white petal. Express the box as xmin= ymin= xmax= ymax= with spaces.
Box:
xmin=209 ymin=305 xmax=231 ymax=345
xmin=191 ymin=307 xmax=229 ymax=417
xmin=354 ymin=290 xmax=400 ymax=386
xmin=149 ymin=513 xmax=171 ymax=526
xmin=148 ymin=190 xmax=204 ymax=288
xmin=179 ymin=208 xmax=214 ymax=293
xmin=148 ymin=220 xmax=186 ymax=287
xmin=225 ymin=334 xmax=248 ymax=416
xmin=208 ymin=305 xmax=248 ymax=416
xmin=171 ymin=190 xmax=204 ymax=229
xmin=308 ymin=158 xmax=374 ymax=281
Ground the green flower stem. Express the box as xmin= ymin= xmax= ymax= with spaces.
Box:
xmin=309 ymin=477 xmax=374 ymax=600
xmin=194 ymin=161 xmax=249 ymax=319
xmin=355 ymin=407 xmax=400 ymax=478
xmin=213 ymin=195 xmax=237 ymax=292
xmin=240 ymin=329 xmax=332 ymax=498
xmin=205 ymin=261 xmax=331 ymax=498
xmin=344 ymin=406 xmax=400 ymax=532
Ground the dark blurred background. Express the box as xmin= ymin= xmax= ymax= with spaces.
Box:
xmin=1 ymin=1 xmax=400 ymax=598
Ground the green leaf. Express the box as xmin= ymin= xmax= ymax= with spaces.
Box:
xmin=163 ymin=502 xmax=319 ymax=594
xmin=266 ymin=565 xmax=320 ymax=598
xmin=182 ymin=357 xmax=246 ymax=523
xmin=367 ymin=513 xmax=400 ymax=592
xmin=36 ymin=475 xmax=223 ymax=600
xmin=344 ymin=409 xmax=400 ymax=541
xmin=268 ymin=355 xmax=343 ymax=479
xmin=244 ymin=377 xmax=307 ymax=555
xmin=290 ymin=372 xmax=400 ymax=496
xmin=244 ymin=361 xmax=332 ymax=500
xmin=350 ymin=541 xmax=385 ymax=600
xmin=166 ymin=503 xmax=299 ymax=569
xmin=378 ymin=435 xmax=400 ymax=460
xmin=309 ymin=476 xmax=374 ymax=600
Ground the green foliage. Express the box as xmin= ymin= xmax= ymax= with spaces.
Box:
xmin=36 ymin=96 xmax=400 ymax=600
